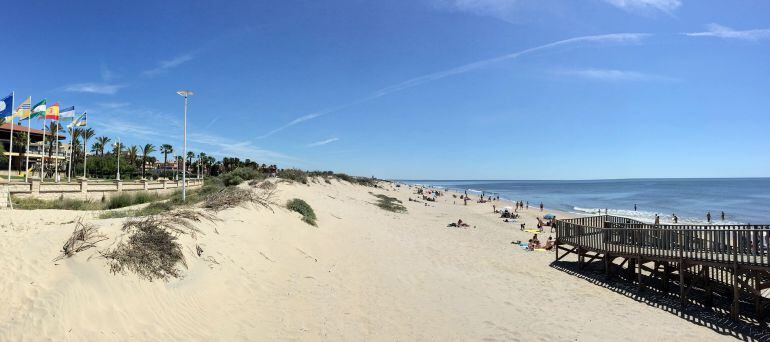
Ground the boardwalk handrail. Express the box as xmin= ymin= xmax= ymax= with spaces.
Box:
xmin=556 ymin=215 xmax=770 ymax=268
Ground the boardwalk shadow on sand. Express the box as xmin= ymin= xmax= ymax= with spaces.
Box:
xmin=550 ymin=260 xmax=770 ymax=341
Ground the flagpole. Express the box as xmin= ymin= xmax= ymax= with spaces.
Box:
xmin=54 ymin=120 xmax=59 ymax=182
xmin=24 ymin=98 xmax=31 ymax=183
xmin=7 ymin=91 xmax=14 ymax=182
xmin=41 ymin=116 xmax=47 ymax=181
xmin=67 ymin=124 xmax=73 ymax=182
xmin=83 ymin=132 xmax=87 ymax=179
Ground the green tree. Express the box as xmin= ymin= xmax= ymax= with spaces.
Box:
xmin=127 ymin=145 xmax=139 ymax=167
xmin=141 ymin=143 xmax=156 ymax=178
xmin=160 ymin=144 xmax=173 ymax=168
xmin=95 ymin=136 xmax=111 ymax=156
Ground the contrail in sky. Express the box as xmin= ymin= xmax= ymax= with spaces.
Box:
xmin=257 ymin=33 xmax=650 ymax=139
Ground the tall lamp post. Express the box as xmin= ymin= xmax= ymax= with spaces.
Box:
xmin=114 ymin=137 xmax=121 ymax=181
xmin=176 ymin=90 xmax=193 ymax=201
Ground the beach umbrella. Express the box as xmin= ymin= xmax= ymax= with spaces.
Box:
xmin=543 ymin=213 xmax=556 ymax=219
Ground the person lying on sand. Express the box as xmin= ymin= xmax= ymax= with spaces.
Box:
xmin=447 ymin=219 xmax=470 ymax=228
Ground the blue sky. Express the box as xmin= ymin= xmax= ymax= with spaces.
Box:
xmin=3 ymin=0 xmax=770 ymax=179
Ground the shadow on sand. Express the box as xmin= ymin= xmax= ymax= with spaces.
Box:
xmin=550 ymin=260 xmax=770 ymax=341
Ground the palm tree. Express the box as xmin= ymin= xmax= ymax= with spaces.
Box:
xmin=45 ymin=121 xmax=64 ymax=177
xmin=13 ymin=131 xmax=28 ymax=172
xmin=186 ymin=151 xmax=194 ymax=173
xmin=198 ymin=152 xmax=207 ymax=176
xmin=141 ymin=143 xmax=156 ymax=178
xmin=80 ymin=128 xmax=95 ymax=178
xmin=81 ymin=128 xmax=95 ymax=158
xmin=206 ymin=156 xmax=216 ymax=176
xmin=127 ymin=145 xmax=139 ymax=166
xmin=91 ymin=142 xmax=102 ymax=156
xmin=160 ymin=144 xmax=173 ymax=168
xmin=95 ymin=136 xmax=111 ymax=156
xmin=112 ymin=141 xmax=124 ymax=156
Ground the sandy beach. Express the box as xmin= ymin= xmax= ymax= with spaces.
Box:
xmin=0 ymin=179 xmax=736 ymax=341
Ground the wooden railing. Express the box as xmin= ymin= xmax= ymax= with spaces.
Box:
xmin=556 ymin=216 xmax=770 ymax=268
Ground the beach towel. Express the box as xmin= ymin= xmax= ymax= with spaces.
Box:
xmin=524 ymin=229 xmax=540 ymax=233
xmin=534 ymin=248 xmax=547 ymax=252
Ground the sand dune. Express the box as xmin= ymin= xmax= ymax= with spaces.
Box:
xmin=0 ymin=180 xmax=733 ymax=341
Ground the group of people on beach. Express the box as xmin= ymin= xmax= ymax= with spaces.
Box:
xmin=636 ymin=204 xmax=728 ymax=224
xmin=525 ymin=234 xmax=555 ymax=251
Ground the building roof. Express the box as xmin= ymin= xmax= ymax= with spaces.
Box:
xmin=0 ymin=123 xmax=66 ymax=139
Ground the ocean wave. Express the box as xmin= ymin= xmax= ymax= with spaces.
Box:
xmin=570 ymin=206 xmax=745 ymax=225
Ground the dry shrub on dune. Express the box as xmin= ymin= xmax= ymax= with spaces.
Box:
xmin=100 ymin=210 xmax=212 ymax=281
xmin=54 ymin=218 xmax=108 ymax=261
xmin=203 ymin=186 xmax=276 ymax=212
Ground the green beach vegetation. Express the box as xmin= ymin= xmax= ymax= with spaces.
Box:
xmin=286 ymin=198 xmax=317 ymax=226
xmin=371 ymin=193 xmax=407 ymax=213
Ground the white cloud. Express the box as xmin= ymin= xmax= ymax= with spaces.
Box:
xmin=96 ymin=102 xmax=130 ymax=109
xmin=554 ymin=68 xmax=676 ymax=81
xmin=89 ymin=106 xmax=296 ymax=164
xmin=258 ymin=32 xmax=650 ymax=138
xmin=188 ymin=132 xmax=299 ymax=163
xmin=142 ymin=53 xmax=195 ymax=77
xmin=685 ymin=23 xmax=770 ymax=41
xmin=432 ymin=0 xmax=519 ymax=22
xmin=63 ymin=83 xmax=124 ymax=95
xmin=100 ymin=64 xmax=117 ymax=81
xmin=602 ymin=0 xmax=681 ymax=14
xmin=307 ymin=137 xmax=339 ymax=147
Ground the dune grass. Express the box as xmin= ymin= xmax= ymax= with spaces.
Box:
xmin=286 ymin=198 xmax=317 ymax=226
xmin=371 ymin=193 xmax=407 ymax=213
xmin=11 ymin=196 xmax=102 ymax=210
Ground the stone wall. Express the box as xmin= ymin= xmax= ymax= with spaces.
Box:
xmin=8 ymin=178 xmax=204 ymax=201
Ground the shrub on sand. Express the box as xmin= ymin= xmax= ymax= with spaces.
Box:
xmin=100 ymin=212 xmax=207 ymax=281
xmin=277 ymin=168 xmax=308 ymax=184
xmin=203 ymin=187 xmax=275 ymax=212
xmin=372 ymin=193 xmax=407 ymax=213
xmin=54 ymin=218 xmax=108 ymax=261
xmin=286 ymin=198 xmax=317 ymax=226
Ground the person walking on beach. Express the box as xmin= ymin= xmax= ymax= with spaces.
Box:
xmin=721 ymin=211 xmax=725 ymax=221
xmin=539 ymin=202 xmax=544 ymax=212
xmin=654 ymin=214 xmax=660 ymax=225
xmin=526 ymin=201 xmax=529 ymax=210
xmin=673 ymin=213 xmax=678 ymax=224
xmin=707 ymin=211 xmax=712 ymax=223
xmin=634 ymin=204 xmax=637 ymax=211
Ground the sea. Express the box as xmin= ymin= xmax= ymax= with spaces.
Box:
xmin=398 ymin=178 xmax=770 ymax=225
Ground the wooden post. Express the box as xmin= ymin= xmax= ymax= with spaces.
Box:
xmin=731 ymin=230 xmax=740 ymax=320
xmin=704 ymin=266 xmax=713 ymax=308
xmin=679 ymin=233 xmax=686 ymax=309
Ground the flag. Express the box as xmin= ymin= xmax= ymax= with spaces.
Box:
xmin=16 ymin=97 xmax=31 ymax=120
xmin=45 ymin=102 xmax=60 ymax=120
xmin=0 ymin=93 xmax=12 ymax=119
xmin=69 ymin=112 xmax=87 ymax=128
xmin=59 ymin=106 xmax=75 ymax=121
xmin=30 ymin=99 xmax=46 ymax=119
xmin=76 ymin=112 xmax=87 ymax=126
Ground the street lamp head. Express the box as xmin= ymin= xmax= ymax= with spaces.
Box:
xmin=177 ymin=90 xmax=194 ymax=97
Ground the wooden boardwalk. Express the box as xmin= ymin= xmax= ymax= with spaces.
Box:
xmin=555 ymin=215 xmax=770 ymax=321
